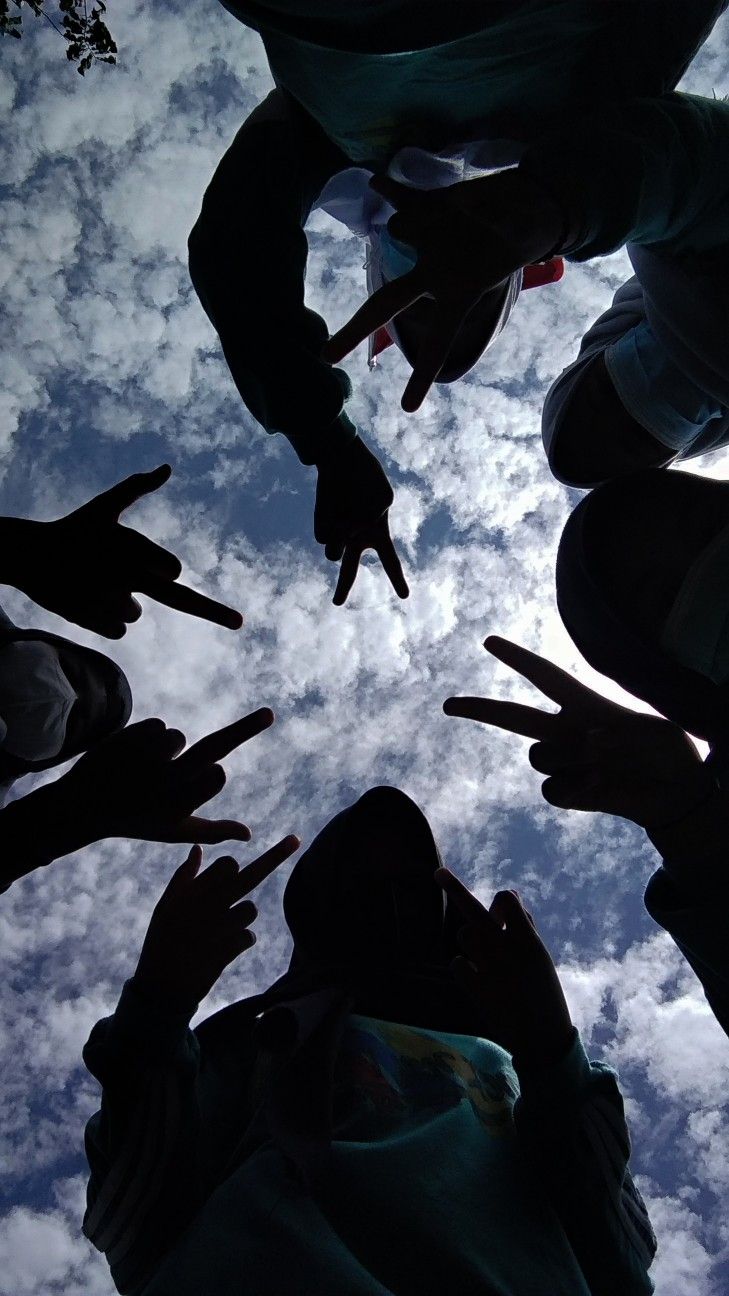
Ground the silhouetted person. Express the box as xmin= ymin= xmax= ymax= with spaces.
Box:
xmin=541 ymin=93 xmax=729 ymax=487
xmin=446 ymin=468 xmax=729 ymax=1036
xmin=191 ymin=1 xmax=726 ymax=603
xmin=83 ymin=786 xmax=655 ymax=1295
xmin=0 ymin=463 xmax=267 ymax=892
xmin=0 ymin=637 xmax=276 ymax=892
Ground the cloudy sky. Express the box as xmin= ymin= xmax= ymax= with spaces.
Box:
xmin=1 ymin=5 xmax=729 ymax=1293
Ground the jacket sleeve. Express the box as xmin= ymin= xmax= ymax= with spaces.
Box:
xmin=514 ymin=1029 xmax=656 ymax=1296
xmin=82 ymin=978 xmax=208 ymax=1296
xmin=521 ymin=93 xmax=729 ymax=261
xmin=645 ymin=788 xmax=729 ymax=1040
xmin=188 ymin=88 xmax=358 ymax=466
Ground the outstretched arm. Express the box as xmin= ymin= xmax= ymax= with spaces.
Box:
xmin=325 ymin=94 xmax=729 ymax=409
xmin=188 ymin=89 xmax=351 ymax=467
xmin=189 ymin=92 xmax=408 ymax=603
xmin=0 ymin=707 xmax=275 ymax=891
xmin=84 ymin=838 xmax=298 ymax=1292
xmin=444 ymin=635 xmax=729 ymax=1041
xmin=438 ymin=872 xmax=655 ymax=1296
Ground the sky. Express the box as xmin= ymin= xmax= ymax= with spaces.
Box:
xmin=1 ymin=5 xmax=729 ymax=1293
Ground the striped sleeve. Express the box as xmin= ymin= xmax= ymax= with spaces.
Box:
xmin=514 ymin=1030 xmax=656 ymax=1296
xmin=82 ymin=979 xmax=204 ymax=1296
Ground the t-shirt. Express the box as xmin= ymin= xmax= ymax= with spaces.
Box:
xmin=261 ymin=7 xmax=617 ymax=165
xmin=142 ymin=1014 xmax=595 ymax=1295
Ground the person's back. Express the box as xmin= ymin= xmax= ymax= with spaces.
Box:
xmin=221 ymin=0 xmax=725 ymax=165
xmin=189 ymin=1 xmax=728 ymax=603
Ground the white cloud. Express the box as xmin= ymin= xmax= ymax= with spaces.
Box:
xmin=1 ymin=4 xmax=729 ymax=1292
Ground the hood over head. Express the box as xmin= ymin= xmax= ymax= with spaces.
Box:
xmin=0 ymin=610 xmax=132 ymax=782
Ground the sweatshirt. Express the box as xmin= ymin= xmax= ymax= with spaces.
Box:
xmin=83 ymin=980 xmax=655 ymax=1296
xmin=189 ymin=3 xmax=727 ymax=467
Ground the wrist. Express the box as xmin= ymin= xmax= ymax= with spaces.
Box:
xmin=0 ymin=778 xmax=91 ymax=886
xmin=647 ymin=784 xmax=729 ymax=882
xmin=0 ymin=517 xmax=44 ymax=592
xmin=511 ymin=1022 xmax=575 ymax=1077
xmin=313 ymin=415 xmax=359 ymax=469
xmin=29 ymin=775 xmax=96 ymax=860
xmin=129 ymin=970 xmax=203 ymax=1016
xmin=469 ymin=167 xmax=567 ymax=263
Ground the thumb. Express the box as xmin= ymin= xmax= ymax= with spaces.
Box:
xmin=490 ymin=890 xmax=537 ymax=943
xmin=86 ymin=464 xmax=172 ymax=520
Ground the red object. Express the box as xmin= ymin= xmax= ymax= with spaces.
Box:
xmin=522 ymin=256 xmax=565 ymax=289
xmin=371 ymin=325 xmax=395 ymax=359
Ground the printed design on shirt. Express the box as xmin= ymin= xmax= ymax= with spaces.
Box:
xmin=332 ymin=1019 xmax=516 ymax=1142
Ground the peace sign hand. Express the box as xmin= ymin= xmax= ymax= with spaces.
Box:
xmin=444 ymin=636 xmax=712 ymax=831
xmin=314 ymin=438 xmax=409 ymax=606
xmin=437 ymin=869 xmax=573 ymax=1070
xmin=134 ymin=836 xmax=300 ymax=1005
xmin=322 ymin=169 xmax=563 ymax=413
xmin=14 ymin=464 xmax=242 ymax=637
xmin=328 ymin=513 xmax=409 ymax=607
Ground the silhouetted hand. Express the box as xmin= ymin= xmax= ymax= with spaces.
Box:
xmin=134 ymin=837 xmax=300 ymax=1004
xmin=12 ymin=464 xmax=242 ymax=637
xmin=323 ymin=170 xmax=563 ymax=411
xmin=51 ymin=708 xmax=275 ymax=849
xmin=444 ymin=636 xmax=712 ymax=831
xmin=437 ymin=869 xmax=573 ymax=1069
xmin=315 ymin=438 xmax=408 ymax=605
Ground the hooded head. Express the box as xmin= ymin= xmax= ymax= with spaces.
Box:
xmin=284 ymin=785 xmax=455 ymax=973
xmin=0 ymin=613 xmax=132 ymax=783
xmin=255 ymin=786 xmax=483 ymax=1035
xmin=556 ymin=469 xmax=729 ymax=748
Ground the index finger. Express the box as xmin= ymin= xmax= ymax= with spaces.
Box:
xmin=231 ymin=834 xmax=301 ymax=900
xmin=322 ymin=268 xmax=426 ymax=365
xmin=86 ymin=464 xmax=172 ymax=520
xmin=332 ymin=543 xmax=363 ymax=607
xmin=400 ymin=297 xmax=468 ymax=412
xmin=484 ymin=636 xmax=604 ymax=711
xmin=375 ymin=524 xmax=409 ymax=600
xmin=139 ymin=575 xmax=243 ymax=630
xmin=178 ymin=707 xmax=274 ymax=769
xmin=443 ymin=696 xmax=561 ymax=741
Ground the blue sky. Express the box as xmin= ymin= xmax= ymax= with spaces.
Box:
xmin=1 ymin=5 xmax=729 ymax=1292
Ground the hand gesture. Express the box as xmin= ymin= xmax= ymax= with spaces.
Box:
xmin=444 ymin=636 xmax=712 ymax=831
xmin=323 ymin=170 xmax=563 ymax=412
xmin=437 ymin=869 xmax=573 ymax=1070
xmin=55 ymin=707 xmax=275 ymax=848
xmin=315 ymin=438 xmax=409 ymax=606
xmin=15 ymin=464 xmax=242 ymax=637
xmin=134 ymin=837 xmax=300 ymax=1004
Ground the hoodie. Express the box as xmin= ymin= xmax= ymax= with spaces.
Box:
xmin=83 ymin=788 xmax=654 ymax=1295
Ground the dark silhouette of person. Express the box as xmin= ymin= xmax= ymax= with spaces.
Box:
xmin=0 ymin=463 xmax=272 ymax=892
xmin=83 ymin=786 xmax=655 ymax=1295
xmin=444 ymin=470 xmax=729 ymax=1038
xmin=444 ymin=629 xmax=729 ymax=1042
xmin=190 ymin=0 xmax=726 ymax=604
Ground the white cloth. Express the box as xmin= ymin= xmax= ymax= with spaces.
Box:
xmin=0 ymin=640 xmax=77 ymax=762
xmin=316 ymin=140 xmax=525 ymax=364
